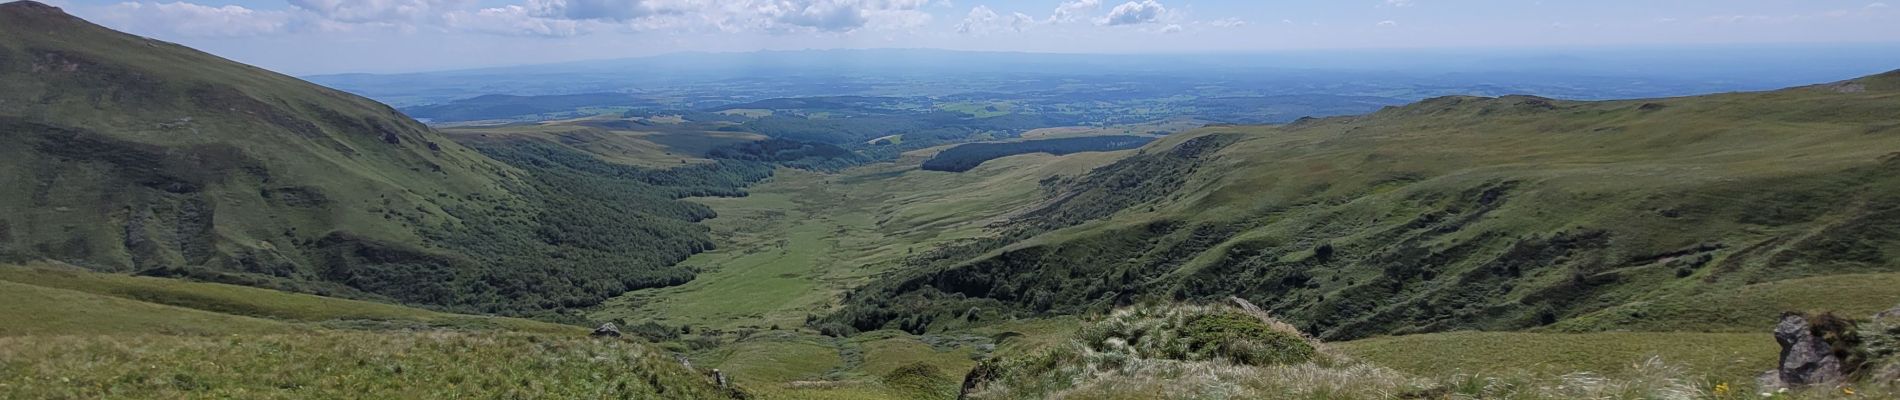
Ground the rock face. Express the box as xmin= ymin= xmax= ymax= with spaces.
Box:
xmin=1766 ymin=313 xmax=1846 ymax=388
xmin=591 ymin=322 xmax=622 ymax=338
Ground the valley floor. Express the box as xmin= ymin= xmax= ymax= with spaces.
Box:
xmin=592 ymin=150 xmax=1126 ymax=330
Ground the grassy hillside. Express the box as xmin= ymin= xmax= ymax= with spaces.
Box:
xmin=0 ymin=1 xmax=787 ymax=318
xmin=0 ymin=280 xmax=298 ymax=336
xmin=0 ymin=260 xmax=741 ymax=399
xmin=0 ymin=262 xmax=580 ymax=333
xmin=0 ymin=0 xmax=509 ymax=276
xmin=826 ymin=70 xmax=1900 ymax=340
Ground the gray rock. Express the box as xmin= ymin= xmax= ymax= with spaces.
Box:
xmin=1875 ymin=304 xmax=1900 ymax=321
xmin=591 ymin=322 xmax=622 ymax=338
xmin=1770 ymin=313 xmax=1845 ymax=387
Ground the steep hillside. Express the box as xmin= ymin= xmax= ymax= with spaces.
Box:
xmin=826 ymin=70 xmax=1900 ymax=340
xmin=0 ymin=1 xmax=752 ymax=317
xmin=0 ymin=0 xmax=497 ymax=274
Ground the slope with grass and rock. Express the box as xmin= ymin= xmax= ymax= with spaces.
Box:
xmin=824 ymin=70 xmax=1900 ymax=343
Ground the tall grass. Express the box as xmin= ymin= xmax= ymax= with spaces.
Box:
xmin=0 ymin=332 xmax=733 ymax=399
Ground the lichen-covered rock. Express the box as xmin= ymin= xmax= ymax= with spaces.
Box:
xmin=1769 ymin=313 xmax=1845 ymax=387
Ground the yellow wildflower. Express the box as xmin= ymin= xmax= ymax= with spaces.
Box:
xmin=1843 ymin=387 xmax=1855 ymax=396
xmin=1714 ymin=382 xmax=1731 ymax=396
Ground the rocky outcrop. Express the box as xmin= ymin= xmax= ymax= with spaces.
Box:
xmin=1759 ymin=305 xmax=1900 ymax=389
xmin=591 ymin=322 xmax=622 ymax=338
xmin=1767 ymin=313 xmax=1847 ymax=388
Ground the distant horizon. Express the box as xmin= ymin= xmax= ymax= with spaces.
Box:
xmin=300 ymin=42 xmax=1900 ymax=77
xmin=28 ymin=0 xmax=1900 ymax=75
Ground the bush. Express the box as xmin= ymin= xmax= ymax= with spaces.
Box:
xmin=1077 ymin=303 xmax=1317 ymax=366
xmin=1181 ymin=312 xmax=1317 ymax=366
xmin=624 ymin=321 xmax=681 ymax=342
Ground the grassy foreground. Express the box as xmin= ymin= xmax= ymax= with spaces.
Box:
xmin=0 ymin=262 xmax=734 ymax=399
xmin=0 ymin=332 xmax=732 ymax=399
xmin=965 ymin=303 xmax=1890 ymax=400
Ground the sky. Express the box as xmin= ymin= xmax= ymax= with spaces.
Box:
xmin=33 ymin=0 xmax=1900 ymax=75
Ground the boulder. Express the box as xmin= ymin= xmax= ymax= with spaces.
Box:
xmin=1766 ymin=313 xmax=1845 ymax=388
xmin=591 ymin=322 xmax=622 ymax=338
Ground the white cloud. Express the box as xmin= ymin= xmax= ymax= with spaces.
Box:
xmin=1377 ymin=20 xmax=1397 ymax=26
xmin=1158 ymin=23 xmax=1181 ymax=33
xmin=746 ymin=0 xmax=935 ymax=32
xmin=454 ymin=0 xmax=939 ymax=35
xmin=524 ymin=0 xmax=677 ymax=22
xmin=445 ymin=5 xmax=589 ymax=37
xmin=1050 ymin=0 xmax=1099 ymax=23
xmin=1868 ymin=2 xmax=1890 ymax=8
xmin=96 ymin=1 xmax=292 ymax=37
xmin=286 ymin=0 xmax=466 ymax=23
xmin=1209 ymin=17 xmax=1245 ymax=28
xmin=1384 ymin=0 xmax=1414 ymax=8
xmin=1099 ymin=0 xmax=1165 ymax=26
xmin=956 ymin=5 xmax=1035 ymax=35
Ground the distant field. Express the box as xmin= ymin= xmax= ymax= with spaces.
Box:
xmin=938 ymin=101 xmax=1013 ymax=118
xmin=1019 ymin=119 xmax=1206 ymax=139
xmin=442 ymin=122 xmax=765 ymax=169
xmin=719 ymin=109 xmax=775 ymax=118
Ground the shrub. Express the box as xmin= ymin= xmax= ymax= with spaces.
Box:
xmin=1077 ymin=303 xmax=1317 ymax=366
xmin=1180 ymin=312 xmax=1316 ymax=366
xmin=624 ymin=321 xmax=680 ymax=342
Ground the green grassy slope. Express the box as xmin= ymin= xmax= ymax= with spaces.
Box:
xmin=828 ymin=70 xmax=1900 ymax=340
xmin=0 ymin=2 xmax=773 ymax=317
xmin=0 ymin=0 xmax=515 ymax=276
xmin=0 ymin=280 xmax=297 ymax=336
xmin=0 ymin=261 xmax=742 ymax=399
xmin=0 ymin=262 xmax=580 ymax=334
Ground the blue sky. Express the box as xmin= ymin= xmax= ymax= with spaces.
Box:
xmin=36 ymin=0 xmax=1900 ymax=74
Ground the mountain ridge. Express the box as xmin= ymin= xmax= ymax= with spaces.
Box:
xmin=822 ymin=69 xmax=1900 ymax=340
